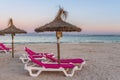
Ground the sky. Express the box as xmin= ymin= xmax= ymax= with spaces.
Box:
xmin=0 ymin=0 xmax=120 ymax=34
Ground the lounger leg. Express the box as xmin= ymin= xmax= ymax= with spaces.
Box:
xmin=19 ymin=54 xmax=30 ymax=63
xmin=5 ymin=50 xmax=8 ymax=53
xmin=28 ymin=69 xmax=42 ymax=77
xmin=21 ymin=58 xmax=29 ymax=63
xmin=77 ymin=61 xmax=86 ymax=70
xmin=62 ymin=66 xmax=78 ymax=77
xmin=24 ymin=64 xmax=42 ymax=77
xmin=3 ymin=50 xmax=9 ymax=53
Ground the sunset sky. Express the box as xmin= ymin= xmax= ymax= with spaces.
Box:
xmin=0 ymin=0 xmax=120 ymax=34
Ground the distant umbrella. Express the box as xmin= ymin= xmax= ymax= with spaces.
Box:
xmin=1 ymin=18 xmax=27 ymax=58
xmin=35 ymin=7 xmax=82 ymax=63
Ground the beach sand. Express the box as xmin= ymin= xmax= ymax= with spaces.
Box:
xmin=0 ymin=43 xmax=120 ymax=80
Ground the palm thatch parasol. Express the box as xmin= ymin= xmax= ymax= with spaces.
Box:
xmin=1 ymin=18 xmax=27 ymax=58
xmin=35 ymin=7 xmax=82 ymax=63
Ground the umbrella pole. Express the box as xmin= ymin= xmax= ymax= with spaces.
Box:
xmin=57 ymin=37 xmax=60 ymax=64
xmin=11 ymin=34 xmax=14 ymax=58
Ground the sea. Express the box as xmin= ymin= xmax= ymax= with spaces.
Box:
xmin=0 ymin=32 xmax=120 ymax=44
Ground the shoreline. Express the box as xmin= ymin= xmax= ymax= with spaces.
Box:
xmin=2 ymin=41 xmax=120 ymax=45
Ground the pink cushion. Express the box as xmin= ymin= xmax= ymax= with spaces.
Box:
xmin=46 ymin=55 xmax=84 ymax=63
xmin=29 ymin=56 xmax=74 ymax=69
xmin=44 ymin=63 xmax=74 ymax=68
xmin=32 ymin=55 xmax=43 ymax=58
xmin=0 ymin=43 xmax=11 ymax=51
xmin=25 ymin=47 xmax=54 ymax=57
xmin=60 ymin=59 xmax=84 ymax=63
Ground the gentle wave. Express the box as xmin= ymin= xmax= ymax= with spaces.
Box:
xmin=1 ymin=33 xmax=120 ymax=44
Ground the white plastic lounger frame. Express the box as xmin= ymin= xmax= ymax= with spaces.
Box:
xmin=75 ymin=60 xmax=86 ymax=70
xmin=19 ymin=54 xmax=30 ymax=63
xmin=0 ymin=50 xmax=10 ymax=53
xmin=24 ymin=63 xmax=78 ymax=77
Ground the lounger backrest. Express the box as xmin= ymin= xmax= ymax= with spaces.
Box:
xmin=25 ymin=47 xmax=36 ymax=55
xmin=29 ymin=56 xmax=44 ymax=67
xmin=45 ymin=55 xmax=58 ymax=62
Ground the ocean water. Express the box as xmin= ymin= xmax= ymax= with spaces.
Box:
xmin=0 ymin=33 xmax=120 ymax=44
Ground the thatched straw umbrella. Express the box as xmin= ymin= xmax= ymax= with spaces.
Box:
xmin=35 ymin=7 xmax=81 ymax=63
xmin=1 ymin=18 xmax=27 ymax=58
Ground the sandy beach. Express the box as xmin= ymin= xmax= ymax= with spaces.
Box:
xmin=0 ymin=43 xmax=120 ymax=80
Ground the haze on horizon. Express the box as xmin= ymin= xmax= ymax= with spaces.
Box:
xmin=0 ymin=0 xmax=120 ymax=34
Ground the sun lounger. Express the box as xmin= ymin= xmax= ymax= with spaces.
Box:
xmin=24 ymin=47 xmax=85 ymax=64
xmin=24 ymin=56 xmax=78 ymax=77
xmin=19 ymin=47 xmax=53 ymax=63
xmin=0 ymin=43 xmax=11 ymax=53
xmin=21 ymin=47 xmax=85 ymax=70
